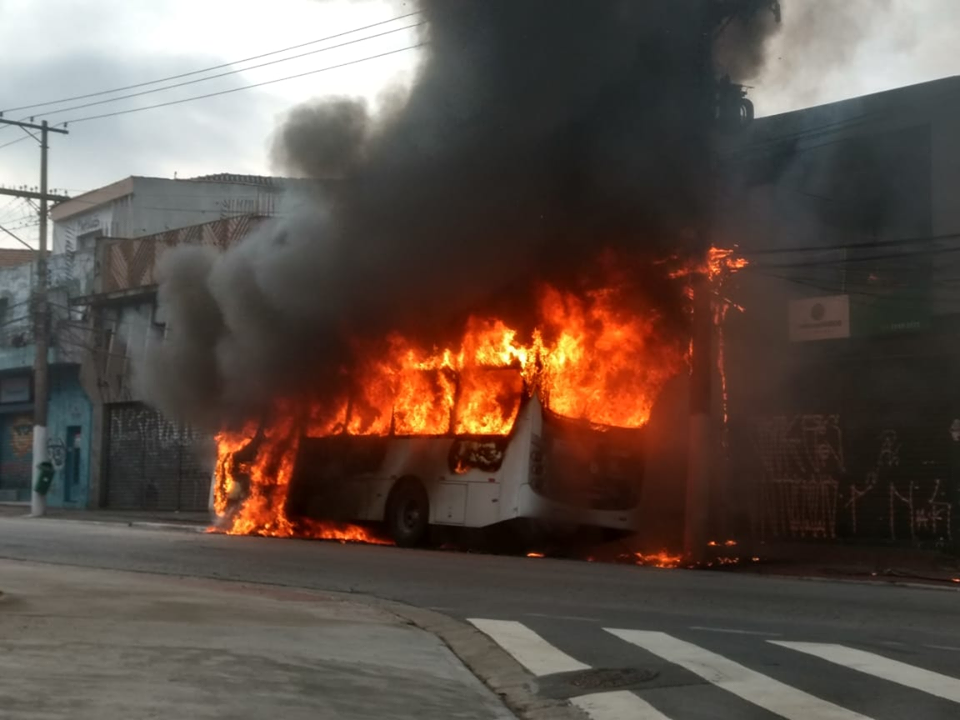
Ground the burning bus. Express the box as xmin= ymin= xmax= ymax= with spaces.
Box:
xmin=211 ymin=287 xmax=685 ymax=546
xmin=216 ymin=372 xmax=644 ymax=547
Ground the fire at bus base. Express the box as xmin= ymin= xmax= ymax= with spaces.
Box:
xmin=210 ymin=248 xmax=746 ymax=551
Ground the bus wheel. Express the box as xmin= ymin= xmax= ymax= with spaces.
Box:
xmin=386 ymin=478 xmax=429 ymax=548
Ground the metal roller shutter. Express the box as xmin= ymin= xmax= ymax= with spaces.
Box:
xmin=728 ymin=350 xmax=959 ymax=548
xmin=105 ymin=403 xmax=212 ymax=511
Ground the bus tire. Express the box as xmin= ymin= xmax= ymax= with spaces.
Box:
xmin=385 ymin=478 xmax=429 ymax=548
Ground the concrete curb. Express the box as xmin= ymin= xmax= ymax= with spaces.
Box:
xmin=375 ymin=599 xmax=586 ymax=720
xmin=0 ymin=515 xmax=207 ymax=534
xmin=125 ymin=521 xmax=208 ymax=533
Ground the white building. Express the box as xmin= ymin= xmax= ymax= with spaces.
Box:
xmin=49 ymin=173 xmax=289 ymax=256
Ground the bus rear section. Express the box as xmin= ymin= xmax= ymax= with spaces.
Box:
xmin=521 ymin=404 xmax=645 ymax=540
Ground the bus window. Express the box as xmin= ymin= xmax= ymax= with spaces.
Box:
xmin=346 ymin=375 xmax=393 ymax=436
xmin=306 ymin=399 xmax=349 ymax=437
xmin=393 ymin=369 xmax=455 ymax=436
xmin=454 ymin=368 xmax=523 ymax=436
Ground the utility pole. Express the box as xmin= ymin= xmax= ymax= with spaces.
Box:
xmin=684 ymin=0 xmax=777 ymax=563
xmin=683 ymin=1 xmax=718 ymax=565
xmin=0 ymin=117 xmax=68 ymax=517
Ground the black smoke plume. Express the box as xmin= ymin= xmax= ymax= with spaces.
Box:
xmin=140 ymin=0 xmax=775 ymax=429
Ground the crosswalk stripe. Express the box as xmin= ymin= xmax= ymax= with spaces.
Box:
xmin=572 ymin=690 xmax=673 ymax=719
xmin=606 ymin=629 xmax=873 ymax=720
xmin=773 ymin=642 xmax=960 ymax=704
xmin=468 ymin=618 xmax=589 ymax=676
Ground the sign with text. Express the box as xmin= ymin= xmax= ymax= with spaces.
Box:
xmin=789 ymin=295 xmax=850 ymax=342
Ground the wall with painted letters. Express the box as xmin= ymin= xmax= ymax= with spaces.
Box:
xmin=728 ymin=351 xmax=959 ymax=548
xmin=741 ymin=414 xmax=955 ymax=545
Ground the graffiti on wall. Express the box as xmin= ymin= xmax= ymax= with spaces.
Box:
xmin=754 ymin=414 xmax=843 ymax=539
xmin=109 ymin=406 xmax=206 ymax=452
xmin=47 ymin=437 xmax=66 ymax=469
xmin=0 ymin=415 xmax=34 ymax=490
xmin=9 ymin=415 xmax=33 ymax=457
xmin=752 ymin=415 xmax=954 ymax=543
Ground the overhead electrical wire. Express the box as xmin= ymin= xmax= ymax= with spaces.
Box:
xmin=60 ymin=43 xmax=426 ymax=126
xmin=744 ymin=270 xmax=960 ymax=313
xmin=37 ymin=21 xmax=425 ymax=119
xmin=0 ymin=10 xmax=423 ymax=114
xmin=0 ymin=135 xmax=32 ymax=151
xmin=739 ymin=230 xmax=960 ymax=257
xmin=754 ymin=241 xmax=960 ymax=270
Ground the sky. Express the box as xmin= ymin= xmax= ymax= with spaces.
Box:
xmin=1 ymin=0 xmax=958 ymax=249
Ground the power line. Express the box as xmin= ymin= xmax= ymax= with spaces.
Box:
xmin=740 ymin=231 xmax=960 ymax=257
xmin=0 ymin=10 xmax=423 ymax=114
xmin=36 ymin=21 xmax=425 ymax=119
xmin=744 ymin=270 xmax=960 ymax=313
xmin=0 ymin=222 xmax=35 ymax=250
xmin=62 ymin=42 xmax=426 ymax=126
xmin=0 ymin=135 xmax=31 ymax=152
xmin=0 ymin=197 xmax=26 ymax=223
xmin=755 ymin=242 xmax=960 ymax=270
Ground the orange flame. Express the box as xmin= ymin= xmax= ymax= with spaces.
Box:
xmin=629 ymin=551 xmax=685 ymax=568
xmin=211 ymin=255 xmax=755 ymax=541
xmin=303 ymin=284 xmax=686 ymax=439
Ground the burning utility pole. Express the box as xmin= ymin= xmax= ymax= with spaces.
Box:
xmin=684 ymin=0 xmax=778 ymax=562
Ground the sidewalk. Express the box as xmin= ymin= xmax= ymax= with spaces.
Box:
xmin=0 ymin=503 xmax=209 ymax=530
xmin=0 ymin=560 xmax=516 ymax=720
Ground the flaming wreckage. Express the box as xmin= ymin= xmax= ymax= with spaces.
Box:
xmin=150 ymin=1 xmax=776 ymax=546
xmin=212 ymin=251 xmax=746 ymax=546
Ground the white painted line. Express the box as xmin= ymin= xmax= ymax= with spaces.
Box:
xmin=773 ymin=641 xmax=960 ymax=704
xmin=468 ymin=619 xmax=589 ymax=676
xmin=572 ymin=691 xmax=672 ymax=720
xmin=689 ymin=626 xmax=782 ymax=637
xmin=524 ymin=612 xmax=601 ymax=623
xmin=607 ymin=629 xmax=872 ymax=720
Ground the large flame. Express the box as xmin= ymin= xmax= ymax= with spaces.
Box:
xmin=308 ymin=284 xmax=685 ymax=438
xmin=213 ymin=253 xmax=746 ymax=542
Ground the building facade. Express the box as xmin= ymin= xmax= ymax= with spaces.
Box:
xmin=73 ymin=213 xmax=269 ymax=511
xmin=49 ymin=174 xmax=287 ymax=265
xmin=0 ymin=173 xmax=291 ymax=510
xmin=719 ymin=76 xmax=960 ymax=549
xmin=0 ymin=250 xmax=95 ymax=506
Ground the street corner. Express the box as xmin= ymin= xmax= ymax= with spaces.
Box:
xmin=378 ymin=600 xmax=589 ymax=720
xmin=0 ymin=560 xmax=517 ymax=720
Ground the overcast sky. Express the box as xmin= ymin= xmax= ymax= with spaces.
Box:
xmin=1 ymin=0 xmax=958 ymax=249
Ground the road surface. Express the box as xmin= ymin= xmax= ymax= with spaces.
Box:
xmin=1 ymin=518 xmax=958 ymax=719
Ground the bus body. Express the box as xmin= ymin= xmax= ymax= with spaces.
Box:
xmin=284 ymin=392 xmax=645 ymax=544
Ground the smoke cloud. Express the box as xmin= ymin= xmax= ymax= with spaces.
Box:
xmin=141 ymin=0 xmax=778 ymax=429
xmin=720 ymin=0 xmax=918 ymax=114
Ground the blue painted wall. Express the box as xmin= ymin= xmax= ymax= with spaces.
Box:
xmin=46 ymin=366 xmax=93 ymax=508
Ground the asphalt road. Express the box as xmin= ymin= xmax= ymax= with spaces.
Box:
xmin=1 ymin=518 xmax=958 ymax=719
